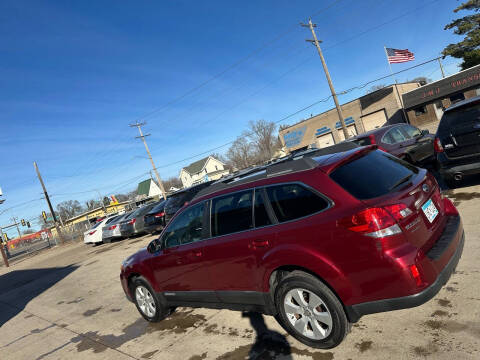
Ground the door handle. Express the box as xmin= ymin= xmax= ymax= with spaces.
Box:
xmin=194 ymin=250 xmax=203 ymax=257
xmin=249 ymin=239 xmax=269 ymax=249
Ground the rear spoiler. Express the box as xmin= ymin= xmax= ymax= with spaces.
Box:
xmin=318 ymin=145 xmax=378 ymax=174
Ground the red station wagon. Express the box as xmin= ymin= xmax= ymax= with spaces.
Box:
xmin=120 ymin=146 xmax=464 ymax=348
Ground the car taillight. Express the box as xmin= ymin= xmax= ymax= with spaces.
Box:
xmin=339 ymin=207 xmax=401 ymax=238
xmin=433 ymin=137 xmax=444 ymax=153
xmin=128 ymin=218 xmax=136 ymax=225
xmin=154 ymin=212 xmax=165 ymax=218
xmin=443 ymin=197 xmax=459 ymax=216
xmin=369 ymin=134 xmax=388 ymax=152
xmin=88 ymin=230 xmax=96 ymax=235
xmin=108 ymin=225 xmax=117 ymax=230
xmin=384 ymin=203 xmax=413 ymax=221
xmin=340 ymin=204 xmax=414 ymax=238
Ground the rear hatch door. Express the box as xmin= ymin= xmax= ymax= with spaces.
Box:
xmin=438 ymin=102 xmax=480 ymax=158
xmin=329 ymin=149 xmax=445 ymax=251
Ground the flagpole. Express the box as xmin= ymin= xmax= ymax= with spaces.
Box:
xmin=384 ymin=45 xmax=410 ymax=124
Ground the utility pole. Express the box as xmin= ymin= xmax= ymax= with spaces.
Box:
xmin=438 ymin=58 xmax=445 ymax=79
xmin=34 ymin=161 xmax=65 ymax=244
xmin=129 ymin=122 xmax=167 ymax=200
xmin=10 ymin=217 xmax=22 ymax=239
xmin=302 ymin=18 xmax=349 ymax=139
xmin=0 ymin=226 xmax=9 ymax=267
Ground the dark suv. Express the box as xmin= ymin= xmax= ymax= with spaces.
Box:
xmin=163 ymin=181 xmax=213 ymax=224
xmin=120 ymin=146 xmax=463 ymax=349
xmin=349 ymin=124 xmax=434 ymax=165
xmin=434 ymin=96 xmax=480 ymax=187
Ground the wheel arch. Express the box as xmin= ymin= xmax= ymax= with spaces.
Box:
xmin=267 ymin=265 xmax=357 ymax=323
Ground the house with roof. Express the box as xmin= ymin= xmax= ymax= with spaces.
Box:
xmin=179 ymin=156 xmax=229 ymax=188
xmin=137 ymin=178 xmax=163 ymax=199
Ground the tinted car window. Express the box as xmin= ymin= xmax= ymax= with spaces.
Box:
xmin=266 ymin=184 xmax=329 ymax=222
xmin=105 ymin=216 xmax=120 ymax=225
xmin=148 ymin=200 xmax=166 ymax=214
xmin=330 ymin=150 xmax=419 ymax=200
xmin=90 ymin=220 xmax=104 ymax=229
xmin=163 ymin=203 xmax=204 ymax=248
xmin=402 ymin=125 xmax=422 ymax=138
xmin=211 ymin=190 xmax=253 ymax=237
xmin=384 ymin=127 xmax=406 ymax=144
xmin=351 ymin=137 xmax=371 ymax=146
xmin=254 ymin=189 xmax=272 ymax=227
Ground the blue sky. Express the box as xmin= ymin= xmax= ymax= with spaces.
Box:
xmin=0 ymin=0 xmax=465 ymax=234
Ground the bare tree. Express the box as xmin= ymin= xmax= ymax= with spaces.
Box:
xmin=246 ymin=119 xmax=282 ymax=163
xmin=409 ymin=76 xmax=432 ymax=85
xmin=85 ymin=199 xmax=102 ymax=210
xmin=163 ymin=177 xmax=183 ymax=191
xmin=56 ymin=200 xmax=83 ymax=220
xmin=365 ymin=84 xmax=387 ymax=94
xmin=226 ymin=136 xmax=257 ymax=170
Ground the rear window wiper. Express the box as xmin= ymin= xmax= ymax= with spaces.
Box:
xmin=389 ymin=174 xmax=413 ymax=191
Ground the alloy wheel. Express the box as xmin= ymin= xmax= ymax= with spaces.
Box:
xmin=135 ymin=285 xmax=156 ymax=317
xmin=283 ymin=288 xmax=333 ymax=340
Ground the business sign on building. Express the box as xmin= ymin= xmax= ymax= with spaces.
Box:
xmin=283 ymin=126 xmax=307 ymax=148
xmin=403 ymin=64 xmax=480 ymax=109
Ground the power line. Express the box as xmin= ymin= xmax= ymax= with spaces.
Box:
xmin=127 ymin=0 xmax=346 ymax=125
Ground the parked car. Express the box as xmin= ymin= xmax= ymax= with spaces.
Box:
xmin=163 ymin=182 xmax=213 ymax=224
xmin=83 ymin=215 xmax=118 ymax=245
xmin=348 ymin=124 xmax=434 ymax=165
xmin=143 ymin=200 xmax=167 ymax=234
xmin=119 ymin=203 xmax=158 ymax=237
xmin=434 ymin=96 xmax=480 ymax=187
xmin=120 ymin=146 xmax=463 ymax=349
xmin=102 ymin=212 xmax=131 ymax=243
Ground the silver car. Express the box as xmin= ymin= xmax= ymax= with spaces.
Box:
xmin=102 ymin=212 xmax=131 ymax=243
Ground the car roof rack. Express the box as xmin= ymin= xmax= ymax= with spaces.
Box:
xmin=193 ymin=142 xmax=358 ymax=199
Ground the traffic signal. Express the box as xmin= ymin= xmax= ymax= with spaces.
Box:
xmin=3 ymin=233 xmax=8 ymax=243
xmin=27 ymin=221 xmax=31 ymax=228
xmin=42 ymin=211 xmax=47 ymax=223
xmin=21 ymin=219 xmax=26 ymax=226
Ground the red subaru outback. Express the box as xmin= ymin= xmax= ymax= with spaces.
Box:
xmin=120 ymin=146 xmax=463 ymax=349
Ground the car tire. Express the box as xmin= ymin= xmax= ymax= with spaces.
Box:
xmin=274 ymin=271 xmax=349 ymax=349
xmin=131 ymin=277 xmax=169 ymax=322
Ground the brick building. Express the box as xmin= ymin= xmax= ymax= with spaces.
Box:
xmin=402 ymin=64 xmax=480 ymax=127
xmin=279 ymin=82 xmax=420 ymax=152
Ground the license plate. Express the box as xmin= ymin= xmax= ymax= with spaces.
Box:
xmin=421 ymin=199 xmax=438 ymax=223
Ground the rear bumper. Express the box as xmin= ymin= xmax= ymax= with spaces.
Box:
xmin=345 ymin=229 xmax=464 ymax=323
xmin=144 ymin=224 xmax=164 ymax=233
xmin=437 ymin=155 xmax=480 ymax=178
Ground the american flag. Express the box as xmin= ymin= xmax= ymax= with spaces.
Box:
xmin=386 ymin=48 xmax=415 ymax=64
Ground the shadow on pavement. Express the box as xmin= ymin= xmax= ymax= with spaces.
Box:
xmin=242 ymin=312 xmax=293 ymax=360
xmin=0 ymin=265 xmax=78 ymax=327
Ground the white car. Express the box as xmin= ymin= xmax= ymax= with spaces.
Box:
xmin=83 ymin=216 xmax=117 ymax=244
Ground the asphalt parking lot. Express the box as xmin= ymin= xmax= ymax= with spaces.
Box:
xmin=1 ymin=185 xmax=480 ymax=360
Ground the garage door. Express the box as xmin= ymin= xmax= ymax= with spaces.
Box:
xmin=361 ymin=110 xmax=387 ymax=131
xmin=337 ymin=125 xmax=358 ymax=142
xmin=315 ymin=133 xmax=335 ymax=148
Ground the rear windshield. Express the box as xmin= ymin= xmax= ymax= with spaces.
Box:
xmin=439 ymin=103 xmax=480 ymax=135
xmin=149 ymin=200 xmax=166 ymax=214
xmin=165 ymin=192 xmax=190 ymax=212
xmin=330 ymin=150 xmax=419 ymax=199
xmin=351 ymin=137 xmax=372 ymax=146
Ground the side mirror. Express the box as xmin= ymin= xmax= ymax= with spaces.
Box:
xmin=147 ymin=239 xmax=162 ymax=253
xmin=421 ymin=129 xmax=429 ymax=136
